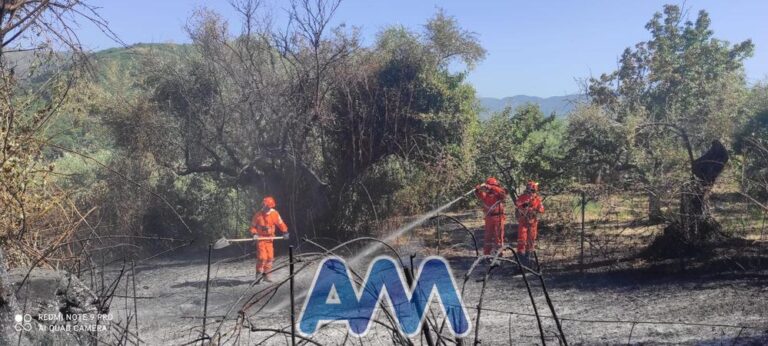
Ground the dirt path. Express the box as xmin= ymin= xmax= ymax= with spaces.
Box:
xmin=103 ymin=243 xmax=768 ymax=345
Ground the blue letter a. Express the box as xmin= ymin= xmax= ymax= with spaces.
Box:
xmin=298 ymin=257 xmax=365 ymax=335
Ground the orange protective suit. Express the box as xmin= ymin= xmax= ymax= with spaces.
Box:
xmin=475 ymin=178 xmax=507 ymax=255
xmin=249 ymin=200 xmax=288 ymax=276
xmin=515 ymin=191 xmax=544 ymax=254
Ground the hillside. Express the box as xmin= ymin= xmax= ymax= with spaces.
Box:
xmin=479 ymin=94 xmax=584 ymax=119
xmin=1 ymin=43 xmax=188 ymax=87
xmin=87 ymin=43 xmax=191 ymax=82
xmin=91 ymin=43 xmax=190 ymax=66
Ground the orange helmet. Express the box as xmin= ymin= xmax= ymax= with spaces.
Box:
xmin=526 ymin=180 xmax=539 ymax=192
xmin=485 ymin=177 xmax=500 ymax=186
xmin=262 ymin=196 xmax=276 ymax=209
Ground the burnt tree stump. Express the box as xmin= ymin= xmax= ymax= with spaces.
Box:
xmin=646 ymin=140 xmax=729 ymax=258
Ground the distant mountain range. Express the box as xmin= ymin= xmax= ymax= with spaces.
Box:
xmin=479 ymin=94 xmax=585 ymax=119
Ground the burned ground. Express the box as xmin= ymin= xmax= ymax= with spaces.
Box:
xmin=81 ymin=206 xmax=768 ymax=345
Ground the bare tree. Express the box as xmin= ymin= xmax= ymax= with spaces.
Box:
xmin=0 ymin=1 xmax=116 ymax=342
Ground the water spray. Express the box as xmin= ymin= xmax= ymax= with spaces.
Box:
xmin=273 ymin=188 xmax=476 ymax=310
xmin=348 ymin=188 xmax=475 ymax=263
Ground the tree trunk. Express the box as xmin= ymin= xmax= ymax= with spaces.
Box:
xmin=646 ymin=140 xmax=729 ymax=258
xmin=647 ymin=157 xmax=665 ymax=223
xmin=682 ymin=140 xmax=729 ymax=241
xmin=648 ymin=190 xmax=663 ymax=223
xmin=594 ymin=170 xmax=603 ymax=185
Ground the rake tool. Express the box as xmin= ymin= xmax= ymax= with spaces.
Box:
xmin=212 ymin=236 xmax=286 ymax=250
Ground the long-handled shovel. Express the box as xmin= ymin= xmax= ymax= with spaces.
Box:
xmin=213 ymin=236 xmax=286 ymax=250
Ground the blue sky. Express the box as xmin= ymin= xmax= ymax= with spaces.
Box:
xmin=78 ymin=0 xmax=767 ymax=98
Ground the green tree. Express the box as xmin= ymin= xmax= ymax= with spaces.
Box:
xmin=328 ymin=10 xmax=484 ymax=227
xmin=475 ymin=104 xmax=567 ymax=197
xmin=565 ymin=104 xmax=630 ymax=184
xmin=587 ymin=4 xmax=754 ymax=222
xmin=734 ymin=82 xmax=768 ymax=199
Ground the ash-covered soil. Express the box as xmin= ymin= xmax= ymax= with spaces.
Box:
xmin=101 ymin=239 xmax=768 ymax=345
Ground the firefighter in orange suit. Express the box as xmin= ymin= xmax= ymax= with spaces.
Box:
xmin=250 ymin=196 xmax=288 ymax=282
xmin=475 ymin=177 xmax=508 ymax=256
xmin=515 ymin=181 xmax=544 ymax=257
